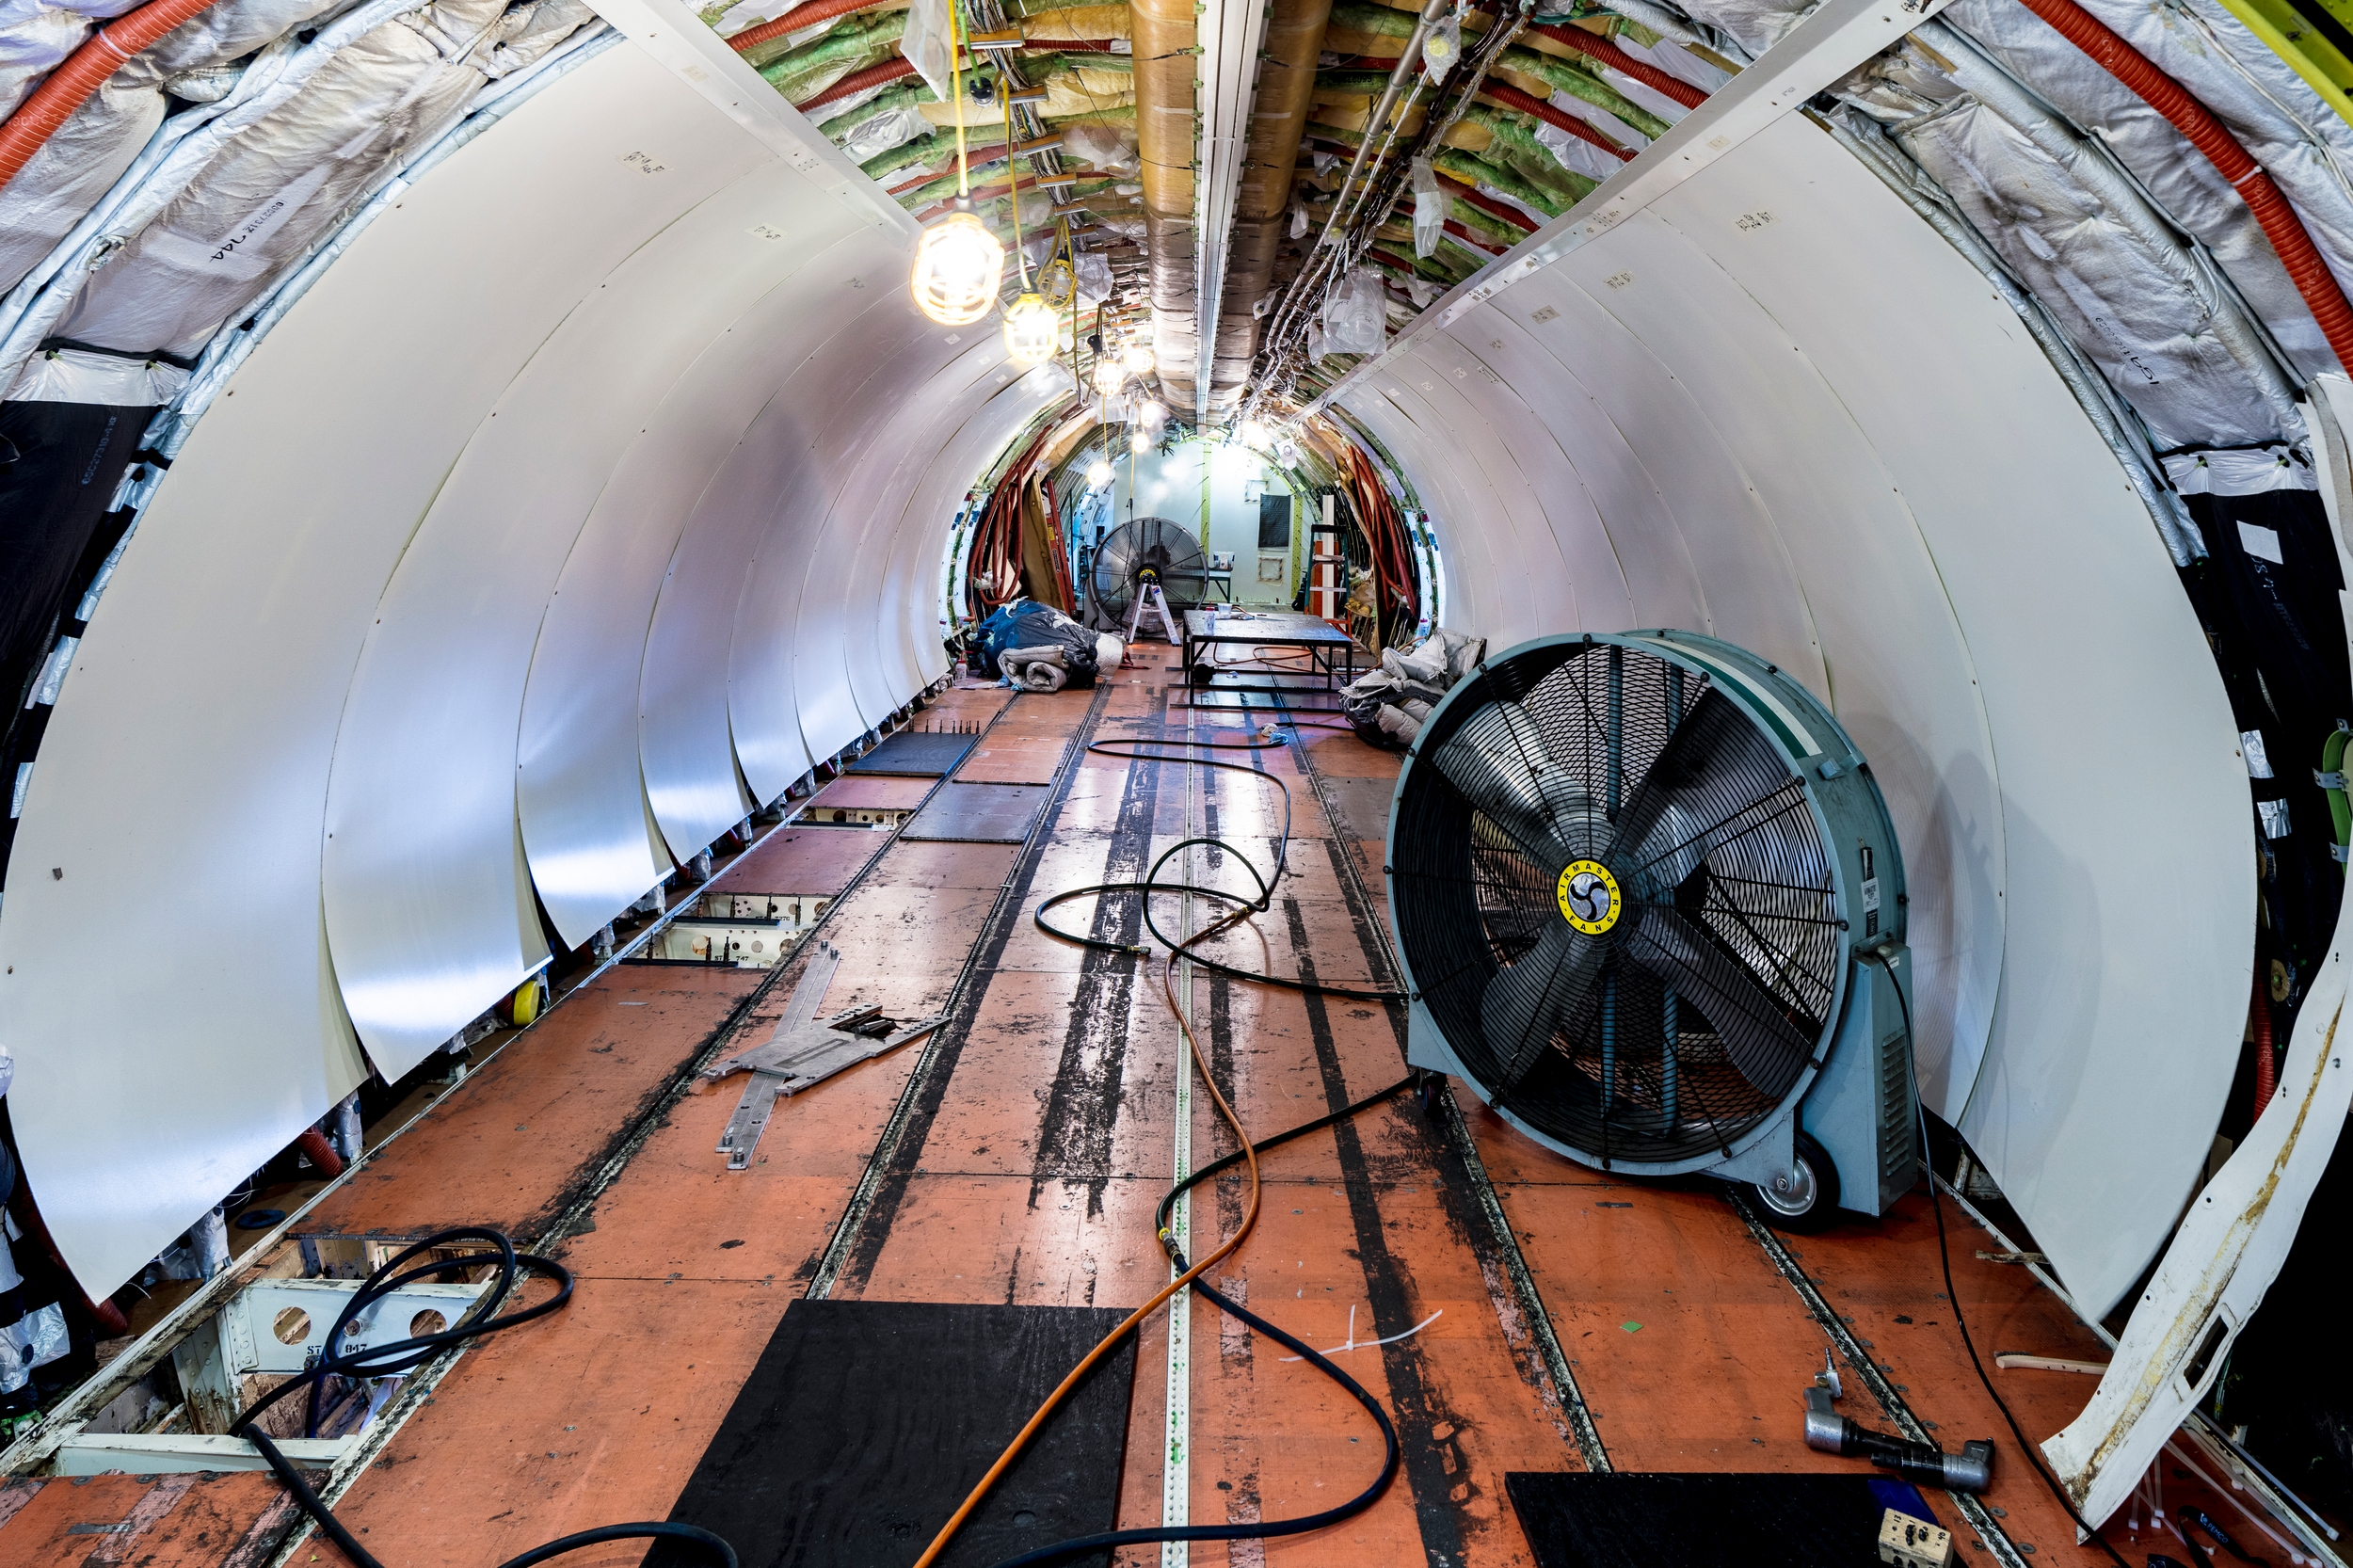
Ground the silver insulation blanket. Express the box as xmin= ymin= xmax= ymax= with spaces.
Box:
xmin=54 ymin=0 xmax=589 ymax=357
xmin=0 ymin=0 xmax=141 ymax=119
xmin=0 ymin=0 xmax=352 ymax=296
xmin=1890 ymin=90 xmax=2283 ymax=446
xmin=2072 ymin=0 xmax=2353 ymax=356
xmin=1946 ymin=0 xmax=2343 ymax=376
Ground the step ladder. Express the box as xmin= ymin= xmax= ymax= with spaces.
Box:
xmin=1127 ymin=579 xmax=1180 ymax=645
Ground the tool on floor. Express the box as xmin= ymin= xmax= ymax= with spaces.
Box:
xmin=702 ymin=940 xmax=945 ymax=1170
xmin=1805 ymin=1373 xmax=1995 ymax=1492
xmin=1879 ymin=1506 xmax=1956 ymax=1567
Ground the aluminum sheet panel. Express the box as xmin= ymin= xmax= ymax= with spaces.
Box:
xmin=320 ymin=58 xmax=778 ymax=1080
xmin=0 ymin=42 xmax=731 ymax=1292
xmin=515 ymin=223 xmax=888 ymax=950
xmin=732 ymin=331 xmax=1010 ymax=799
xmin=640 ymin=296 xmax=932 ymax=853
xmin=1649 ymin=114 xmax=2249 ymax=1311
xmin=1340 ymin=111 xmax=2249 ymax=1316
xmin=686 ymin=297 xmax=937 ymax=814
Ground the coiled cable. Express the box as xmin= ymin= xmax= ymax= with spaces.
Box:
xmin=230 ymin=1226 xmax=736 ymax=1568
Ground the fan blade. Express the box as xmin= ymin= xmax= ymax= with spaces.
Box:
xmin=1431 ymin=699 xmax=1599 ymax=869
xmin=1619 ymin=904 xmax=1815 ymax=1093
xmin=1603 ymin=687 xmax=1770 ymax=883
xmin=1480 ymin=920 xmax=1609 ymax=1090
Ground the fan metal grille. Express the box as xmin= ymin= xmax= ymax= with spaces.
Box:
xmin=1090 ymin=516 xmax=1209 ymax=619
xmin=1393 ymin=641 xmax=1841 ymax=1166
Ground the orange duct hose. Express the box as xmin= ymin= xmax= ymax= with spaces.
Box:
xmin=2250 ymin=977 xmax=2276 ymax=1123
xmin=1529 ymin=23 xmax=1708 ymax=112
xmin=2012 ymin=0 xmax=2353 ymax=372
xmin=727 ymin=0 xmax=896 ymax=55
xmin=295 ymin=1126 xmax=346 ymax=1180
xmin=0 ymin=0 xmax=225 ymax=193
xmin=798 ymin=53 xmax=918 ymax=108
xmin=1478 ymin=79 xmax=1634 ymax=161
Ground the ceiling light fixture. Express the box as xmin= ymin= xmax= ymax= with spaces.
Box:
xmin=910 ymin=8 xmax=1003 ymax=325
xmin=1003 ymin=292 xmax=1058 ymax=364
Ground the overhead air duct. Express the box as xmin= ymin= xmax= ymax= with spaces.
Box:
xmin=1133 ymin=0 xmax=1198 ymax=409
xmin=1202 ymin=0 xmax=1330 ymax=411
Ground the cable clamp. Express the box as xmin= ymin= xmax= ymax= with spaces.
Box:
xmin=2317 ymin=770 xmax=2347 ymax=791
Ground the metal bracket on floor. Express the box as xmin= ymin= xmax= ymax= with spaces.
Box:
xmin=704 ymin=941 xmax=946 ymax=1170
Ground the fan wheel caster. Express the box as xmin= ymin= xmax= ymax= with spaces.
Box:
xmin=1751 ymin=1132 xmax=1841 ymax=1233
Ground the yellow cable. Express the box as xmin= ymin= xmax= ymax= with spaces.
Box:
xmin=952 ymin=2 xmax=969 ymax=198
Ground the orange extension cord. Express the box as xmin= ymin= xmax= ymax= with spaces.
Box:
xmin=912 ymin=724 xmax=1379 ymax=1568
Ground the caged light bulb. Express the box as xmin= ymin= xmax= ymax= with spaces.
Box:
xmin=1122 ymin=341 xmax=1155 ymax=374
xmin=1131 ymin=429 xmax=1151 ymax=453
xmin=1001 ymin=291 xmax=1059 ymax=365
xmin=1138 ymin=399 xmax=1168 ymax=430
xmin=1238 ymin=418 xmax=1272 ymax=449
xmin=911 ymin=211 xmax=1005 ymax=327
xmin=1091 ymin=358 xmax=1128 ymax=396
xmin=1086 ymin=457 xmax=1115 ymax=486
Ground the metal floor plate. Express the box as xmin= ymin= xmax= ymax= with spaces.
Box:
xmin=845 ymin=730 xmax=980 ymax=776
xmin=899 ymin=782 xmax=1050 ymax=843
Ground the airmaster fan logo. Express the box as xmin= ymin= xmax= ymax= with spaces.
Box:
xmin=1556 ymin=860 xmax=1622 ymax=936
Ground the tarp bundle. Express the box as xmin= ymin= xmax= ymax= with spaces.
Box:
xmin=974 ymin=598 xmax=1108 ymax=688
xmin=1340 ymin=626 xmax=1483 ymax=747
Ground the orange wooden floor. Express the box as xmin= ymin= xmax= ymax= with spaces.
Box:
xmin=6 ymin=646 xmax=2172 ymax=1568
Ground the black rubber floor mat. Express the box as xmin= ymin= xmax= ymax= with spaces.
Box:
xmin=1506 ymin=1471 xmax=1941 ymax=1567
xmin=901 ymin=782 xmax=1049 ymax=843
xmin=847 ymin=730 xmax=980 ymax=776
xmin=1321 ymin=776 xmax=1398 ymax=845
xmin=650 ymin=1300 xmax=1137 ymax=1568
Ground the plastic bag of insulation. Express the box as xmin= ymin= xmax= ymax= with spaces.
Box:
xmin=841 ymin=104 xmax=932 ymax=163
xmin=1412 ymin=154 xmax=1443 ymax=258
xmin=1076 ymin=250 xmax=1112 ymax=306
xmin=902 ymin=0 xmax=953 ymax=100
xmin=1421 ymin=8 xmax=1462 ymax=83
xmin=1061 ymin=120 xmax=1139 ymax=173
xmin=1322 ymin=268 xmax=1385 ymax=356
xmin=1306 ymin=321 xmax=1328 ymax=364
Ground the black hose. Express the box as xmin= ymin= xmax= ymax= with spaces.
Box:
xmin=1034 ymin=732 xmax=1406 ymax=1003
xmin=1862 ymin=949 xmax=2131 ymax=1568
xmin=229 ymin=1227 xmax=736 ymax=1568
xmin=984 ymin=1080 xmax=1417 ymax=1568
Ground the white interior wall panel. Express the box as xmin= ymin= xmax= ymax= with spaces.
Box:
xmin=817 ymin=356 xmax=1048 ymax=730
xmin=1335 ymin=112 xmax=2250 ymax=1316
xmin=323 ymin=131 xmax=815 ymax=1078
xmin=728 ymin=307 xmax=971 ymax=796
xmin=0 ymin=40 xmax=737 ymax=1292
xmin=516 ymin=228 xmax=902 ymax=950
xmin=880 ymin=375 xmax=1071 ymax=686
xmin=1529 ymin=209 xmax=2008 ymax=1127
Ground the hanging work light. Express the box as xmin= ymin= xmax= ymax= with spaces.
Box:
xmin=1122 ymin=342 xmax=1155 ymax=374
xmin=1130 ymin=430 xmax=1150 ymax=453
xmin=1238 ymin=418 xmax=1272 ymax=449
xmin=1086 ymin=456 xmax=1115 ymax=486
xmin=1002 ymin=291 xmax=1059 ymax=363
xmin=1138 ymin=398 xmax=1167 ymax=430
xmin=1091 ymin=358 xmax=1127 ymax=396
xmin=908 ymin=6 xmax=1001 ymax=326
xmin=913 ymin=212 xmax=1006 ymax=326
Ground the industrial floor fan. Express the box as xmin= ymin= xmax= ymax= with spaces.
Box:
xmin=1385 ymin=631 xmax=1917 ymax=1229
xmin=1090 ymin=517 xmax=1210 ymax=628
